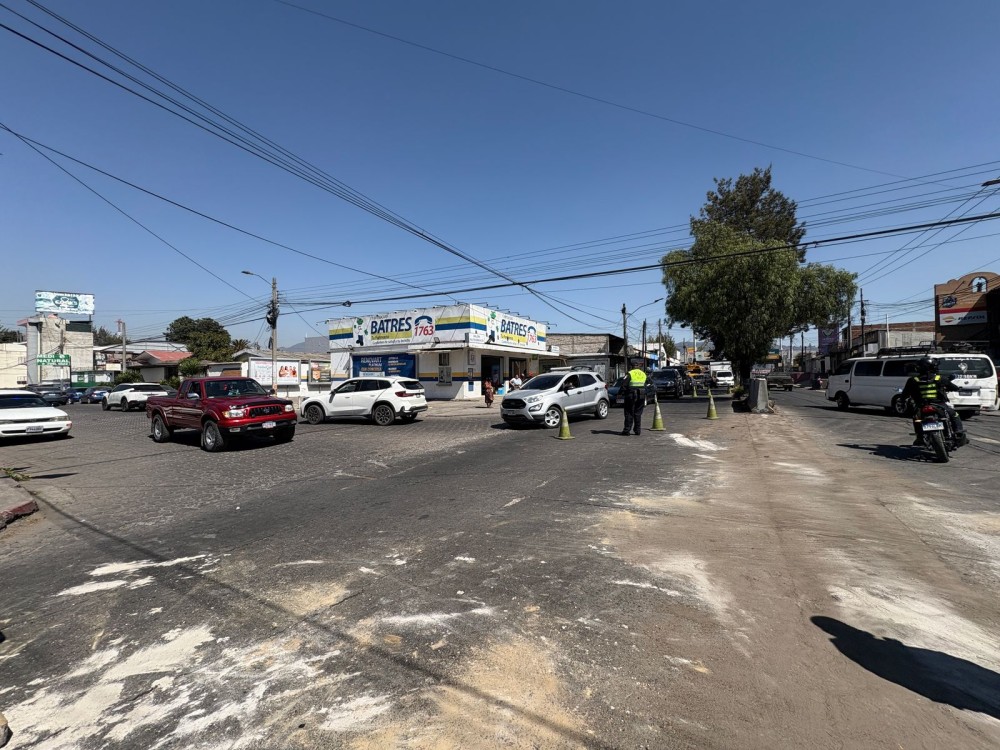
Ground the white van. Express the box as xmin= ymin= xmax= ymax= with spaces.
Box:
xmin=826 ymin=352 xmax=997 ymax=416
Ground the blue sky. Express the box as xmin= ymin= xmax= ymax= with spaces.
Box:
xmin=3 ymin=0 xmax=999 ymax=350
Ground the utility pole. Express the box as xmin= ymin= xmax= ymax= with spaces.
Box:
xmin=118 ymin=319 xmax=127 ymax=379
xmin=641 ymin=319 xmax=647 ymax=370
xmin=860 ymin=289 xmax=867 ymax=356
xmin=621 ymin=304 xmax=628 ymax=377
xmin=268 ymin=277 xmax=279 ymax=395
xmin=658 ymin=319 xmax=663 ymax=364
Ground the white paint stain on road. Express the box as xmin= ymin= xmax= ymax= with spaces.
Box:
xmin=274 ymin=559 xmax=325 ymax=567
xmin=670 ymin=434 xmax=726 ymax=451
xmin=320 ymin=694 xmax=392 ymax=732
xmin=611 ymin=579 xmax=683 ymax=596
xmin=89 ymin=556 xmax=208 ymax=577
xmin=503 ymin=496 xmax=524 ymax=507
xmin=381 ymin=607 xmax=494 ymax=629
xmin=57 ymin=580 xmax=128 ymax=597
xmin=454 ymin=555 xmax=476 ymax=563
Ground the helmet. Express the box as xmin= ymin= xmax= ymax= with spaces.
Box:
xmin=916 ymin=356 xmax=937 ymax=374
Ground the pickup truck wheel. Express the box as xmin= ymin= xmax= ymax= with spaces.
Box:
xmin=151 ymin=414 xmax=172 ymax=443
xmin=304 ymin=403 xmax=325 ymax=425
xmin=120 ymin=397 xmax=129 ymax=411
xmin=835 ymin=392 xmax=850 ymax=411
xmin=101 ymin=398 xmax=110 ymax=411
xmin=372 ymin=403 xmax=395 ymax=426
xmin=274 ymin=425 xmax=295 ymax=444
xmin=200 ymin=421 xmax=226 ymax=452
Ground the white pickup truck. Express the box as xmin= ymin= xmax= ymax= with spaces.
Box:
xmin=102 ymin=383 xmax=171 ymax=411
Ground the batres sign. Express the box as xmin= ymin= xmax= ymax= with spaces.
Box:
xmin=35 ymin=291 xmax=95 ymax=315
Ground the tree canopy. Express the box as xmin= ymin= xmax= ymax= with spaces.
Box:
xmin=662 ymin=169 xmax=856 ymax=379
xmin=93 ymin=325 xmax=123 ymax=346
xmin=165 ymin=316 xmax=234 ymax=361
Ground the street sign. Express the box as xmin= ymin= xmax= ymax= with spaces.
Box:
xmin=37 ymin=354 xmax=71 ymax=366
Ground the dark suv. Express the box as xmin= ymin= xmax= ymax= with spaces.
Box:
xmin=650 ymin=369 xmax=686 ymax=399
xmin=607 ymin=375 xmax=655 ymax=407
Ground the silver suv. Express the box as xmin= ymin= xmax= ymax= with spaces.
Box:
xmin=500 ymin=371 xmax=609 ymax=428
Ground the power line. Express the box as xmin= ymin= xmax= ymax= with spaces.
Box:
xmin=273 ymin=0 xmax=917 ymax=179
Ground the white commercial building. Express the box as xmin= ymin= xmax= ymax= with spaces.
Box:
xmin=327 ymin=304 xmax=550 ymax=400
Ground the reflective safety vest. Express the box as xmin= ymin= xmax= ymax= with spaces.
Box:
xmin=917 ymin=374 xmax=941 ymax=402
xmin=628 ymin=368 xmax=647 ymax=387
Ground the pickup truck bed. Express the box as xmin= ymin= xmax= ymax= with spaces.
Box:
xmin=764 ymin=372 xmax=795 ymax=391
xmin=146 ymin=376 xmax=296 ymax=452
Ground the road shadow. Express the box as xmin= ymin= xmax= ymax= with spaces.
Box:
xmin=28 ymin=472 xmax=78 ymax=480
xmin=812 ymin=616 xmax=1000 ymax=720
xmin=151 ymin=431 xmax=292 ymax=452
xmin=590 ymin=429 xmax=629 ymax=436
xmin=836 ymin=442 xmax=931 ymax=462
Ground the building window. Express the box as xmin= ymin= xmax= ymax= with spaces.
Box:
xmin=438 ymin=352 xmax=450 ymax=367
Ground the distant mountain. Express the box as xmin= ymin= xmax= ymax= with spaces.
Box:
xmin=284 ymin=336 xmax=328 ymax=353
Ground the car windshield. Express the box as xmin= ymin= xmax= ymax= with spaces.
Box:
xmin=204 ymin=379 xmax=270 ymax=398
xmin=938 ymin=357 xmax=995 ymax=379
xmin=715 ymin=371 xmax=732 ymax=378
xmin=522 ymin=374 xmax=563 ymax=391
xmin=0 ymin=394 xmax=49 ymax=409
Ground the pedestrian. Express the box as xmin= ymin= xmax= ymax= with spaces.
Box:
xmin=621 ymin=357 xmax=648 ymax=436
xmin=483 ymin=378 xmax=494 ymax=407
xmin=510 ymin=373 xmax=523 ymax=391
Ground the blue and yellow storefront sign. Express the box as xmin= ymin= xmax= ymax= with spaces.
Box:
xmin=329 ymin=304 xmax=546 ymax=351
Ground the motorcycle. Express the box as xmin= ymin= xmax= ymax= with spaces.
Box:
xmin=917 ymin=403 xmax=960 ymax=463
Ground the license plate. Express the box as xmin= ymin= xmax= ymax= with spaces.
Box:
xmin=501 ymin=409 xmax=516 ymax=416
xmin=959 ymin=390 xmax=975 ymax=396
xmin=26 ymin=425 xmax=44 ymax=433
xmin=922 ymin=423 xmax=943 ymax=431
xmin=262 ymin=421 xmax=277 ymax=429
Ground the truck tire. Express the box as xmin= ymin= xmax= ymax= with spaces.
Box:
xmin=891 ymin=395 xmax=911 ymax=417
xmin=151 ymin=414 xmax=172 ymax=443
xmin=200 ymin=421 xmax=226 ymax=452
xmin=835 ymin=392 xmax=850 ymax=411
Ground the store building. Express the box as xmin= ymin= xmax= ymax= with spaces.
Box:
xmin=935 ymin=270 xmax=1000 ymax=358
xmin=327 ymin=304 xmax=550 ymax=400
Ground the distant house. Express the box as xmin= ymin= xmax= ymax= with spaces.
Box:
xmin=133 ymin=350 xmax=192 ymax=382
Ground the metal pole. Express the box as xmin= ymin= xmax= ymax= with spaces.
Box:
xmin=119 ymin=319 xmax=127 ymax=379
xmin=860 ymin=288 xmax=866 ymax=356
xmin=642 ymin=319 xmax=647 ymax=370
xmin=658 ymin=319 xmax=663 ymax=364
xmin=271 ymin=276 xmax=279 ymax=396
xmin=621 ymin=304 xmax=628 ymax=377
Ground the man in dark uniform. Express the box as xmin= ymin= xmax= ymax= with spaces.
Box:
xmin=620 ymin=358 xmax=648 ymax=436
xmin=901 ymin=356 xmax=968 ymax=446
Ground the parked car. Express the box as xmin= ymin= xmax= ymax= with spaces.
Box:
xmin=102 ymin=383 xmax=171 ymax=411
xmin=25 ymin=383 xmax=70 ymax=406
xmin=501 ymin=370 xmax=609 ymax=428
xmin=607 ymin=375 xmax=655 ymax=406
xmin=0 ymin=389 xmax=72 ymax=439
xmin=145 ymin=377 xmax=297 ymax=452
xmin=66 ymin=387 xmax=87 ymax=403
xmin=81 ymin=385 xmax=113 ymax=404
xmin=300 ymin=376 xmax=428 ymax=426
xmin=649 ymin=369 xmax=686 ymax=399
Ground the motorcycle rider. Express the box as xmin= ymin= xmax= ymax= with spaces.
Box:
xmin=901 ymin=356 xmax=968 ymax=447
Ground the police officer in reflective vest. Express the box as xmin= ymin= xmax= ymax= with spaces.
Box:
xmin=620 ymin=359 xmax=648 ymax=436
xmin=901 ymin=356 xmax=967 ymax=446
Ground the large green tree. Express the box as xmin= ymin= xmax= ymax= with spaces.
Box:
xmin=93 ymin=325 xmax=122 ymax=346
xmin=0 ymin=325 xmax=21 ymax=343
xmin=663 ymin=169 xmax=856 ymax=380
xmin=164 ymin=316 xmax=234 ymax=361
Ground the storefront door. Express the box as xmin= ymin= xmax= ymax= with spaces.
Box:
xmin=509 ymin=358 xmax=528 ymax=381
xmin=482 ymin=356 xmax=503 ymax=388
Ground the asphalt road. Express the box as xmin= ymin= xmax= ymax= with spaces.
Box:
xmin=2 ymin=395 xmax=998 ymax=749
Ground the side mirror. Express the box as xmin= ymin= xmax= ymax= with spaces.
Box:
xmin=187 ymin=392 xmax=200 ymax=400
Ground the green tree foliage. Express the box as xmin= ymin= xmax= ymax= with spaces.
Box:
xmin=165 ymin=316 xmax=233 ymax=361
xmin=650 ymin=332 xmax=678 ymax=360
xmin=93 ymin=325 xmax=122 ymax=346
xmin=663 ymin=223 xmax=801 ymax=380
xmin=179 ymin=356 xmax=205 ymax=378
xmin=663 ymin=168 xmax=856 ymax=380
xmin=695 ymin=166 xmax=806 ymax=255
xmin=0 ymin=325 xmax=22 ymax=343
xmin=114 ymin=369 xmax=142 ymax=385
xmin=230 ymin=338 xmax=251 ymax=353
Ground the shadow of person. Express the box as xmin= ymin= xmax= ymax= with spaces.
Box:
xmin=836 ymin=443 xmax=928 ymax=462
xmin=812 ymin=616 xmax=1000 ymax=720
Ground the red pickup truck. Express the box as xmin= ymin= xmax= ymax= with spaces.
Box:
xmin=145 ymin=377 xmax=297 ymax=452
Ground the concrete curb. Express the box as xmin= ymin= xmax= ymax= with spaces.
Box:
xmin=0 ymin=479 xmax=39 ymax=532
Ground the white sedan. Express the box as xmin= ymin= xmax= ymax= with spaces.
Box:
xmin=0 ymin=389 xmax=72 ymax=439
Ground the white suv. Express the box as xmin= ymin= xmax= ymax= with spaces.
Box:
xmin=501 ymin=370 xmax=609 ymax=428
xmin=102 ymin=383 xmax=170 ymax=411
xmin=301 ymin=376 xmax=427 ymax=426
